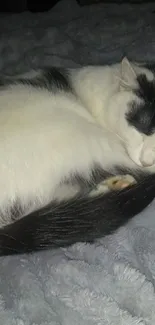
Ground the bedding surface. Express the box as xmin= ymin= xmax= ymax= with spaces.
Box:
xmin=0 ymin=0 xmax=155 ymax=324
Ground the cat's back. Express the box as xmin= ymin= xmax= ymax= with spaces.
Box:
xmin=0 ymin=83 xmax=95 ymax=135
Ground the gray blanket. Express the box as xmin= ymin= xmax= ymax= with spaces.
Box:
xmin=0 ymin=0 xmax=155 ymax=324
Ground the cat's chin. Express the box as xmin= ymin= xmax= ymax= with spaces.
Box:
xmin=129 ymin=155 xmax=155 ymax=168
xmin=127 ymin=144 xmax=155 ymax=168
xmin=140 ymin=147 xmax=155 ymax=168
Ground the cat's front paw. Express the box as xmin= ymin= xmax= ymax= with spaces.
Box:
xmin=103 ymin=174 xmax=137 ymax=190
xmin=89 ymin=174 xmax=136 ymax=197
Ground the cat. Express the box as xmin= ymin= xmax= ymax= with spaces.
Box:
xmin=0 ymin=57 xmax=155 ymax=256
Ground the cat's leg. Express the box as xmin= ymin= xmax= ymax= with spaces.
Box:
xmin=89 ymin=174 xmax=137 ymax=197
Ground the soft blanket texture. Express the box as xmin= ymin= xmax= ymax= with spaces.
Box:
xmin=0 ymin=0 xmax=155 ymax=324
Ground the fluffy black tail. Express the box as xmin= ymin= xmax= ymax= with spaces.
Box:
xmin=0 ymin=173 xmax=155 ymax=256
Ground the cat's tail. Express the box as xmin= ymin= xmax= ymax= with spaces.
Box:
xmin=0 ymin=172 xmax=155 ymax=256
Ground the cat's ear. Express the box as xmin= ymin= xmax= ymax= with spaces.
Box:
xmin=120 ymin=57 xmax=137 ymax=90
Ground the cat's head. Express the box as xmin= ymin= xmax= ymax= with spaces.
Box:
xmin=110 ymin=57 xmax=155 ymax=168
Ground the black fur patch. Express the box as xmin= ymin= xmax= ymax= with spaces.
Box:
xmin=0 ymin=169 xmax=155 ymax=256
xmin=126 ymin=74 xmax=155 ymax=135
xmin=0 ymin=67 xmax=72 ymax=92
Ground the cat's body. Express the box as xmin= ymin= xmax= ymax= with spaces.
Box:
xmin=0 ymin=58 xmax=155 ymax=255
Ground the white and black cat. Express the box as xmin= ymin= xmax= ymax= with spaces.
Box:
xmin=0 ymin=57 xmax=155 ymax=256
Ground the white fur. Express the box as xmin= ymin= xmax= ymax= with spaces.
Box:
xmin=72 ymin=58 xmax=155 ymax=168
xmin=0 ymin=58 xmax=155 ymax=226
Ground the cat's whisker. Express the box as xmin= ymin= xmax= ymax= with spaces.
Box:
xmin=103 ymin=124 xmax=129 ymax=146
